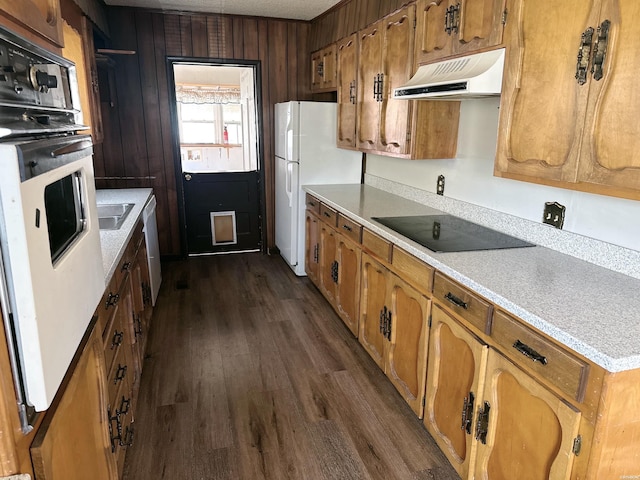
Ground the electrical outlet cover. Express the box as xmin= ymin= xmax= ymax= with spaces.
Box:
xmin=543 ymin=201 xmax=565 ymax=229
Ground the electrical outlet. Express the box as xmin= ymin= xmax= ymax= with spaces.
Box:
xmin=436 ymin=175 xmax=445 ymax=196
xmin=543 ymin=201 xmax=565 ymax=229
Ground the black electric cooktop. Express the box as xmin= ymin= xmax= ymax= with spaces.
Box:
xmin=372 ymin=215 xmax=535 ymax=253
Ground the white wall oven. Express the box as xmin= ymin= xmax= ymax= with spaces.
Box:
xmin=0 ymin=26 xmax=104 ymax=430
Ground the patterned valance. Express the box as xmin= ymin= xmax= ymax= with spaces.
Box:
xmin=175 ymin=84 xmax=241 ymax=104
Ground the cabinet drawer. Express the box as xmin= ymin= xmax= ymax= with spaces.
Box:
xmin=491 ymin=310 xmax=589 ymax=401
xmin=319 ymin=204 xmax=338 ymax=227
xmin=433 ymin=272 xmax=492 ymax=334
xmin=103 ymin=312 xmax=125 ymax=376
xmin=392 ymin=248 xmax=434 ymax=297
xmin=362 ymin=229 xmax=392 ymax=263
xmin=337 ymin=214 xmax=362 ymax=243
xmin=305 ymin=194 xmax=321 ymax=214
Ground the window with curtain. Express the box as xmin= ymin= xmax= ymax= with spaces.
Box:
xmin=176 ymin=84 xmax=243 ymax=145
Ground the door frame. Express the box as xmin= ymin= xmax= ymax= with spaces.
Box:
xmin=166 ymin=56 xmax=266 ymax=257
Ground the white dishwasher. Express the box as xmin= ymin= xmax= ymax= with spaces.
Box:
xmin=143 ymin=195 xmax=162 ymax=305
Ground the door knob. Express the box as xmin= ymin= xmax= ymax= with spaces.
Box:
xmin=184 ymin=173 xmax=192 ymax=181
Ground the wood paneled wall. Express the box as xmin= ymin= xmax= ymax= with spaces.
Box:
xmin=309 ymin=0 xmax=413 ymax=51
xmin=93 ymin=7 xmax=311 ymax=256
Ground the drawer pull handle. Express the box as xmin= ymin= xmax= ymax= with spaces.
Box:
xmin=105 ymin=292 xmax=120 ymax=309
xmin=323 ymin=211 xmax=332 ymax=218
xmin=114 ymin=364 xmax=127 ymax=383
xmin=107 ymin=407 xmax=122 ymax=452
xmin=111 ymin=330 xmax=124 ymax=348
xmin=121 ymin=261 xmax=132 ymax=272
xmin=513 ymin=340 xmax=548 ymax=365
xmin=308 ymin=201 xmax=316 ymax=207
xmin=445 ymin=292 xmax=468 ymax=310
xmin=342 ymin=224 xmax=353 ymax=232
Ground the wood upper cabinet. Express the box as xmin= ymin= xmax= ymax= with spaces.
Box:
xmin=359 ymin=253 xmax=430 ymax=417
xmin=0 ymin=0 xmax=63 ymax=47
xmin=337 ymin=34 xmax=358 ymax=149
xmin=495 ymin=0 xmax=640 ymax=200
xmin=357 ymin=7 xmax=415 ymax=155
xmin=311 ymin=43 xmax=337 ymax=92
xmin=354 ymin=4 xmax=460 ymax=159
xmin=424 ymin=304 xmax=488 ymax=479
xmin=415 ymin=0 xmax=507 ymax=65
xmin=31 ymin=326 xmax=116 ymax=480
xmin=473 ymin=350 xmax=582 ymax=479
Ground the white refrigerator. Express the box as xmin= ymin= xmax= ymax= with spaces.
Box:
xmin=275 ymin=101 xmax=362 ymax=276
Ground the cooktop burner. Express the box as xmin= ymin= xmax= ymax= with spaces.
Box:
xmin=372 ymin=214 xmax=535 ymax=253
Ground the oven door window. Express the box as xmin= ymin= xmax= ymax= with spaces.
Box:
xmin=44 ymin=172 xmax=84 ymax=264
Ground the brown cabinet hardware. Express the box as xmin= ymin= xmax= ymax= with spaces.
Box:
xmin=108 ymin=407 xmax=122 ymax=452
xmin=349 ymin=80 xmax=356 ymax=104
xmin=445 ymin=291 xmax=468 ymax=310
xmin=513 ymin=339 xmax=548 ymax=365
xmin=120 ymin=425 xmax=134 ymax=447
xmin=121 ymin=261 xmax=131 ymax=272
xmin=461 ymin=391 xmax=475 ymax=434
xmin=342 ymin=224 xmax=353 ymax=232
xmin=118 ymin=396 xmax=131 ymax=417
xmin=475 ymin=401 xmax=490 ymax=444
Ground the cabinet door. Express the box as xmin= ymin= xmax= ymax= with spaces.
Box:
xmin=494 ymin=0 xmax=601 ymax=183
xmin=319 ymin=223 xmax=338 ymax=307
xmin=31 ymin=328 xmax=116 ymax=480
xmin=455 ymin=0 xmax=507 ymax=56
xmin=311 ymin=49 xmax=323 ymax=91
xmin=321 ymin=43 xmax=337 ymax=90
xmin=358 ymin=253 xmax=388 ymax=368
xmin=335 ymin=234 xmax=361 ymax=336
xmin=379 ymin=6 xmax=415 ymax=155
xmin=337 ymin=34 xmax=358 ymax=148
xmin=386 ymin=274 xmax=430 ymax=418
xmin=473 ymin=351 xmax=581 ymax=480
xmin=357 ymin=22 xmax=382 ymax=151
xmin=424 ymin=304 xmax=488 ymax=479
xmin=305 ymin=211 xmax=320 ymax=285
xmin=0 ymin=0 xmax=63 ymax=47
xmin=415 ymin=0 xmax=453 ymax=65
xmin=577 ymin=0 xmax=640 ymax=193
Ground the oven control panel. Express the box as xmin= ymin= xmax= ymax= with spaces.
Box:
xmin=0 ymin=30 xmax=74 ymax=111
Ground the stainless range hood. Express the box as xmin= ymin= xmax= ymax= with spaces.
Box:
xmin=393 ymin=48 xmax=505 ymax=100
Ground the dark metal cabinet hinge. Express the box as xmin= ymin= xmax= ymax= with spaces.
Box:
xmin=502 ymin=8 xmax=508 ymax=25
xmin=572 ymin=435 xmax=582 ymax=456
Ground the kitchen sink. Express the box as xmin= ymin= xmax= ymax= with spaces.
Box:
xmin=97 ymin=203 xmax=134 ymax=230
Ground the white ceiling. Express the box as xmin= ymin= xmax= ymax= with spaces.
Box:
xmin=102 ymin=0 xmax=342 ymax=21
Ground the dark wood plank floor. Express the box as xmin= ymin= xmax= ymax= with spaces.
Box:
xmin=123 ymin=253 xmax=458 ymax=480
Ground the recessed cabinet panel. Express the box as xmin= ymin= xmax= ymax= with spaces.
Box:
xmin=305 ymin=211 xmax=320 ymax=284
xmin=456 ymin=0 xmax=507 ymax=55
xmin=359 ymin=253 xmax=388 ymax=367
xmin=336 ymin=236 xmax=361 ymax=336
xmin=0 ymin=0 xmax=64 ymax=47
xmin=474 ymin=351 xmax=581 ymax=479
xmin=319 ymin=224 xmax=338 ymax=306
xmin=578 ymin=0 xmax=640 ymax=193
xmin=337 ymin=34 xmax=358 ymax=148
xmin=357 ymin=23 xmax=382 ymax=151
xmin=425 ymin=304 xmax=488 ymax=479
xmin=415 ymin=0 xmax=452 ymax=65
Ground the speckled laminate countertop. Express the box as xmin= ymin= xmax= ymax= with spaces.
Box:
xmin=96 ymin=188 xmax=153 ymax=284
xmin=304 ymin=184 xmax=640 ymax=373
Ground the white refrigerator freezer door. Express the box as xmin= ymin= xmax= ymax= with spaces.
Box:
xmin=274 ymin=155 xmax=299 ymax=267
xmin=275 ymin=102 xmax=288 ymax=159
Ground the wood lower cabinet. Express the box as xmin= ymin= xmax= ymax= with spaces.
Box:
xmin=425 ymin=304 xmax=488 ymax=479
xmin=495 ymin=0 xmax=640 ymax=200
xmin=31 ymin=325 xmax=116 ymax=480
xmin=414 ymin=0 xmax=507 ymax=65
xmin=304 ymin=210 xmax=320 ymax=284
xmin=473 ymin=350 xmax=582 ymax=479
xmin=359 ymin=252 xmax=430 ymax=417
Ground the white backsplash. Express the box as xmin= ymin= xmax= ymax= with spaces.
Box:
xmin=364 ymin=98 xmax=640 ymax=279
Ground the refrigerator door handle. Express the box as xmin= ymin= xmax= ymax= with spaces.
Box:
xmin=285 ymin=162 xmax=294 ymax=206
